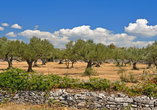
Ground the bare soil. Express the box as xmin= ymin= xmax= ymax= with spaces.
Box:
xmin=0 ymin=103 xmax=79 ymax=110
xmin=0 ymin=61 xmax=153 ymax=109
xmin=0 ymin=61 xmax=150 ymax=82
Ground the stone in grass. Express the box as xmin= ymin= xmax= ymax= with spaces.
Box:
xmin=108 ymin=97 xmax=115 ymax=102
xmin=13 ymin=94 xmax=19 ymax=99
xmin=152 ymin=107 xmax=157 ymax=110
xmin=117 ymin=93 xmax=125 ymax=97
xmin=78 ymin=102 xmax=86 ymax=107
xmin=142 ymin=108 xmax=151 ymax=110
xmin=115 ymin=97 xmax=124 ymax=103
xmin=60 ymin=101 xmax=68 ymax=105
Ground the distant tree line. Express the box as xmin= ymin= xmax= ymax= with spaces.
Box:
xmin=0 ymin=36 xmax=157 ymax=72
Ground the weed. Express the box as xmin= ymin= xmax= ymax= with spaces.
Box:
xmin=129 ymin=72 xmax=138 ymax=83
xmin=82 ymin=67 xmax=97 ymax=79
xmin=48 ymin=98 xmax=54 ymax=107
xmin=123 ymin=104 xmax=132 ymax=110
xmin=0 ymin=68 xmax=157 ymax=97
xmin=117 ymin=67 xmax=137 ymax=83
xmin=45 ymin=92 xmax=49 ymax=98
xmin=4 ymin=98 xmax=9 ymax=103
xmin=117 ymin=67 xmax=129 ymax=82
xmin=128 ymin=62 xmax=132 ymax=66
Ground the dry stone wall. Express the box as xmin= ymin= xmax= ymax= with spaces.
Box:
xmin=0 ymin=89 xmax=157 ymax=110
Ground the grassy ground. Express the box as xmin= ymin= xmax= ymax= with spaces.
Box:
xmin=0 ymin=61 xmax=150 ymax=81
xmin=0 ymin=61 xmax=155 ymax=109
xmin=0 ymin=103 xmax=80 ymax=110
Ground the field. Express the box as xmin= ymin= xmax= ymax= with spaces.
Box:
xmin=0 ymin=61 xmax=149 ymax=82
xmin=0 ymin=61 xmax=156 ymax=110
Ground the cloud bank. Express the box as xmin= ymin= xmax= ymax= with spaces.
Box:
xmin=18 ymin=25 xmax=153 ymax=48
xmin=125 ymin=19 xmax=157 ymax=37
xmin=18 ymin=30 xmax=69 ymax=47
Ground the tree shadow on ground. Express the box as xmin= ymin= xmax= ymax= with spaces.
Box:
xmin=53 ymin=67 xmax=72 ymax=69
xmin=56 ymin=72 xmax=80 ymax=76
xmin=0 ymin=69 xmax=7 ymax=71
xmin=33 ymin=65 xmax=40 ymax=67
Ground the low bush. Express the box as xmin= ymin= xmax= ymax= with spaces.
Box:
xmin=82 ymin=67 xmax=97 ymax=79
xmin=79 ymin=78 xmax=111 ymax=91
xmin=0 ymin=68 xmax=157 ymax=97
xmin=117 ymin=67 xmax=137 ymax=83
xmin=0 ymin=68 xmax=110 ymax=92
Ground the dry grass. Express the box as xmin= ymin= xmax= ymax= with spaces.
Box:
xmin=0 ymin=61 xmax=153 ymax=109
xmin=0 ymin=103 xmax=80 ymax=110
xmin=0 ymin=61 xmax=150 ymax=81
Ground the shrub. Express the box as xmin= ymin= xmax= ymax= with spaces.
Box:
xmin=78 ymin=78 xmax=111 ymax=91
xmin=128 ymin=62 xmax=132 ymax=66
xmin=0 ymin=68 xmax=157 ymax=97
xmin=113 ymin=60 xmax=120 ymax=66
xmin=82 ymin=67 xmax=97 ymax=79
xmin=117 ymin=67 xmax=137 ymax=83
xmin=117 ymin=67 xmax=129 ymax=82
xmin=129 ymin=72 xmax=138 ymax=83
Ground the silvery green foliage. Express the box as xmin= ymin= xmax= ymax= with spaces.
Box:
xmin=19 ymin=36 xmax=54 ymax=72
xmin=0 ymin=36 xmax=22 ymax=69
xmin=67 ymin=39 xmax=109 ymax=68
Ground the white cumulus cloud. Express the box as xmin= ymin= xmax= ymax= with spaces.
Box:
xmin=18 ymin=25 xmax=154 ymax=48
xmin=11 ymin=23 xmax=22 ymax=29
xmin=8 ymin=39 xmax=24 ymax=42
xmin=18 ymin=30 xmax=69 ymax=48
xmin=0 ymin=26 xmax=4 ymax=31
xmin=6 ymin=32 xmax=17 ymax=37
xmin=54 ymin=25 xmax=152 ymax=47
xmin=125 ymin=19 xmax=157 ymax=37
xmin=1 ymin=23 xmax=9 ymax=27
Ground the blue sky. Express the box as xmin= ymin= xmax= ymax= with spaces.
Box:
xmin=1 ymin=0 xmax=157 ymax=48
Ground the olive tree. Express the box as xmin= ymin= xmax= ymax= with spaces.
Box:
xmin=129 ymin=47 xmax=144 ymax=69
xmin=65 ymin=41 xmax=80 ymax=68
xmin=54 ymin=48 xmax=66 ymax=64
xmin=40 ymin=39 xmax=54 ymax=65
xmin=20 ymin=36 xmax=53 ymax=72
xmin=19 ymin=38 xmax=39 ymax=72
xmin=145 ymin=44 xmax=157 ymax=68
xmin=111 ymin=48 xmax=122 ymax=66
xmin=119 ymin=47 xmax=131 ymax=66
xmin=71 ymin=38 xmax=108 ymax=69
xmin=0 ymin=38 xmax=21 ymax=69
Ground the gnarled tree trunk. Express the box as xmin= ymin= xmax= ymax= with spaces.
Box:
xmin=71 ymin=61 xmax=74 ymax=68
xmin=125 ymin=59 xmax=131 ymax=66
xmin=6 ymin=56 xmax=13 ymax=69
xmin=115 ymin=59 xmax=120 ymax=66
xmin=133 ymin=62 xmax=137 ymax=70
xmin=49 ymin=57 xmax=53 ymax=62
xmin=95 ymin=61 xmax=100 ymax=67
xmin=27 ymin=60 xmax=34 ymax=72
xmin=155 ymin=63 xmax=157 ymax=69
xmin=148 ymin=62 xmax=152 ymax=68
xmin=33 ymin=60 xmax=38 ymax=66
xmin=121 ymin=60 xmax=124 ymax=66
xmin=42 ymin=58 xmax=46 ymax=65
xmin=87 ymin=60 xmax=92 ymax=68
xmin=58 ymin=59 xmax=63 ymax=64
xmin=65 ymin=59 xmax=70 ymax=68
